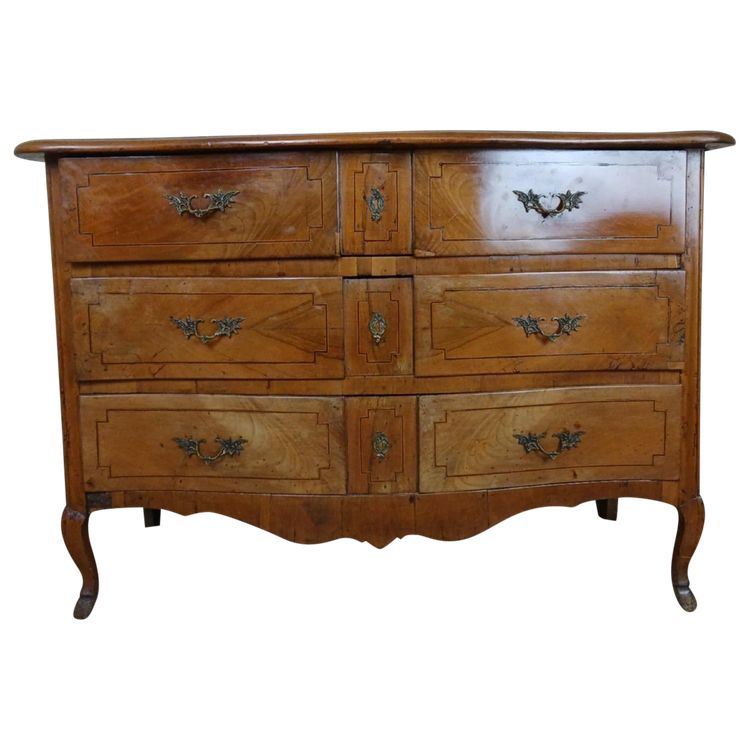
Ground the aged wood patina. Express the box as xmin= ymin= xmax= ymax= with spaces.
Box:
xmin=15 ymin=130 xmax=734 ymax=617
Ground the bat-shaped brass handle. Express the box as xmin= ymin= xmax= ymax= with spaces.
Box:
xmin=174 ymin=436 xmax=247 ymax=465
xmin=513 ymin=313 xmax=585 ymax=342
xmin=166 ymin=189 xmax=239 ymax=218
xmin=170 ymin=316 xmax=244 ymax=344
xmin=513 ymin=188 xmax=585 ymax=218
xmin=513 ymin=430 xmax=585 ymax=460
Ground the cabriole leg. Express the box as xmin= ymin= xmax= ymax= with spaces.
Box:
xmin=596 ymin=498 xmax=618 ymax=521
xmin=672 ymin=496 xmax=705 ymax=612
xmin=143 ymin=508 xmax=161 ymax=528
xmin=61 ymin=506 xmax=99 ymax=619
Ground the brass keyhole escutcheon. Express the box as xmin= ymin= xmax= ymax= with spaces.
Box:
xmin=368 ymin=311 xmax=387 ymax=345
xmin=364 ymin=186 xmax=385 ymax=222
xmin=372 ymin=432 xmax=391 ymax=460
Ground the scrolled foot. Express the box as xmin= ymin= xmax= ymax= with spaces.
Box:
xmin=62 ymin=506 xmax=99 ymax=619
xmin=74 ymin=594 xmax=98 ymax=620
xmin=673 ymin=584 xmax=697 ymax=612
xmin=671 ymin=496 xmax=704 ymax=613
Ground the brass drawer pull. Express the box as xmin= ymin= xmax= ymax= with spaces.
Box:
xmin=372 ymin=432 xmax=391 ymax=460
xmin=174 ymin=436 xmax=247 ymax=465
xmin=166 ymin=189 xmax=239 ymax=218
xmin=513 ymin=189 xmax=585 ymax=218
xmin=171 ymin=315 xmax=244 ymax=344
xmin=514 ymin=429 xmax=584 ymax=460
xmin=513 ymin=313 xmax=584 ymax=342
xmin=368 ymin=311 xmax=387 ymax=345
xmin=364 ymin=187 xmax=385 ymax=222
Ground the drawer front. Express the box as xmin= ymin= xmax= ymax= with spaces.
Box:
xmin=346 ymin=397 xmax=417 ymax=494
xmin=72 ymin=277 xmax=344 ymax=380
xmin=415 ymin=271 xmax=685 ymax=375
xmin=344 ymin=278 xmax=413 ymax=376
xmin=415 ymin=150 xmax=686 ymax=255
xmin=80 ymin=395 xmax=345 ymax=494
xmin=340 ymin=152 xmax=412 ymax=255
xmin=59 ymin=152 xmax=338 ymax=261
xmin=419 ymin=385 xmax=681 ymax=492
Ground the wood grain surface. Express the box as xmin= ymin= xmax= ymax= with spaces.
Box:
xmin=415 ymin=150 xmax=686 ymax=256
xmin=415 ymin=271 xmax=685 ymax=375
xmin=58 ymin=152 xmax=338 ymax=261
xmin=16 ymin=130 xmax=733 ymax=615
xmin=97 ymin=479 xmax=678 ymax=550
xmin=343 ymin=277 xmax=413 ymax=376
xmin=346 ymin=397 xmax=418 ymax=494
xmin=419 ymin=385 xmax=682 ymax=492
xmin=340 ymin=151 xmax=411 ymax=255
xmin=72 ymin=276 xmax=344 ymax=380
xmin=80 ymin=394 xmax=346 ymax=494
xmin=15 ymin=130 xmax=735 ymax=161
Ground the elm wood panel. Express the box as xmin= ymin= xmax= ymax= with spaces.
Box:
xmin=414 ymin=150 xmax=687 ymax=256
xmin=46 ymin=161 xmax=88 ymax=514
xmin=340 ymin=152 xmax=411 ymax=255
xmin=415 ymin=271 xmax=686 ymax=376
xmin=419 ymin=385 xmax=682 ymax=493
xmin=58 ymin=152 xmax=338 ymax=262
xmin=346 ymin=397 xmax=417 ymax=494
xmin=78 ymin=370 xmax=683 ymax=396
xmin=344 ymin=278 xmax=413 ymax=376
xmin=15 ymin=130 xmax=736 ymax=160
xmin=71 ymin=277 xmax=344 ymax=380
xmin=80 ymin=394 xmax=346 ymax=494
xmin=679 ymin=151 xmax=703 ymax=503
xmin=105 ymin=479 xmax=678 ymax=549
xmin=70 ymin=254 xmax=683 ymax=280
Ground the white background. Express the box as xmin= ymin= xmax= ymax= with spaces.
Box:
xmin=0 ymin=1 xmax=746 ymax=747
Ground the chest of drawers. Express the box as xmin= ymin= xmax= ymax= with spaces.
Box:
xmin=15 ymin=130 xmax=734 ymax=618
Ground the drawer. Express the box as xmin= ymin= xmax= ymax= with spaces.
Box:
xmin=340 ymin=152 xmax=411 ymax=255
xmin=59 ymin=152 xmax=338 ymax=261
xmin=71 ymin=277 xmax=344 ymax=380
xmin=414 ymin=150 xmax=686 ymax=256
xmin=80 ymin=395 xmax=346 ymax=494
xmin=415 ymin=271 xmax=685 ymax=375
xmin=419 ymin=385 xmax=681 ymax=492
xmin=344 ymin=278 xmax=413 ymax=376
xmin=346 ymin=397 xmax=417 ymax=493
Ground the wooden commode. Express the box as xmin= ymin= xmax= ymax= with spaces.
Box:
xmin=15 ymin=130 xmax=734 ymax=617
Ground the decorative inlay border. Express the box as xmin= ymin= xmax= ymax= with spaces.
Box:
xmin=358 ymin=408 xmax=405 ymax=480
xmin=77 ymin=165 xmax=325 ymax=246
xmin=427 ymin=160 xmax=676 ymax=241
xmin=94 ymin=407 xmax=335 ymax=481
xmin=429 ymin=284 xmax=671 ymax=359
xmin=85 ymin=291 xmax=330 ymax=365
xmin=430 ymin=400 xmax=668 ymax=478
